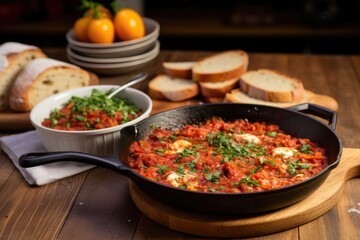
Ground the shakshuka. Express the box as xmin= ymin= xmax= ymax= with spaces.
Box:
xmin=128 ymin=117 xmax=327 ymax=193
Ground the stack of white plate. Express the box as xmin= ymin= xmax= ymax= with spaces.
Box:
xmin=66 ymin=17 xmax=160 ymax=75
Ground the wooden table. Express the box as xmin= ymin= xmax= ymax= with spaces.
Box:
xmin=1 ymin=49 xmax=360 ymax=239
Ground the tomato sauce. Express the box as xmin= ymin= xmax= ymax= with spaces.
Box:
xmin=42 ymin=89 xmax=142 ymax=131
xmin=128 ymin=117 xmax=328 ymax=193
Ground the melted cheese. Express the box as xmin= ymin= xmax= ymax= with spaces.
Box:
xmin=166 ymin=170 xmax=197 ymax=189
xmin=272 ymin=147 xmax=297 ymax=158
xmin=165 ymin=140 xmax=192 ymax=154
xmin=235 ymin=133 xmax=261 ymax=144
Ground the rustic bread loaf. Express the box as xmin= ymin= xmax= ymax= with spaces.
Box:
xmin=199 ymin=78 xmax=239 ymax=97
xmin=148 ymin=74 xmax=199 ymax=102
xmin=163 ymin=61 xmax=195 ymax=79
xmin=239 ymin=69 xmax=305 ymax=103
xmin=192 ymin=50 xmax=248 ymax=82
xmin=9 ymin=58 xmax=91 ymax=112
xmin=0 ymin=42 xmax=47 ymax=110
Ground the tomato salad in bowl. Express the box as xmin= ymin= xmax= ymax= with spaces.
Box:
xmin=30 ymin=85 xmax=152 ymax=155
xmin=41 ymin=89 xmax=142 ymax=131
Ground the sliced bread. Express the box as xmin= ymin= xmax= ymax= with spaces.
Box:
xmin=239 ymin=69 xmax=305 ymax=103
xmin=199 ymin=78 xmax=239 ymax=97
xmin=192 ymin=50 xmax=248 ymax=82
xmin=148 ymin=74 xmax=199 ymax=102
xmin=0 ymin=42 xmax=47 ymax=110
xmin=163 ymin=61 xmax=195 ymax=79
xmin=224 ymin=89 xmax=297 ymax=107
xmin=9 ymin=58 xmax=91 ymax=112
xmin=224 ymin=88 xmax=316 ymax=107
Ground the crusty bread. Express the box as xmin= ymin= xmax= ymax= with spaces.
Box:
xmin=9 ymin=58 xmax=91 ymax=112
xmin=199 ymin=78 xmax=239 ymax=97
xmin=225 ymin=89 xmax=297 ymax=107
xmin=224 ymin=88 xmax=316 ymax=108
xmin=163 ymin=61 xmax=195 ymax=79
xmin=0 ymin=42 xmax=47 ymax=110
xmin=148 ymin=74 xmax=199 ymax=102
xmin=239 ymin=69 xmax=305 ymax=103
xmin=192 ymin=50 xmax=248 ymax=82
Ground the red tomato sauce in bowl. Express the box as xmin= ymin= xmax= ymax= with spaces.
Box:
xmin=42 ymin=89 xmax=142 ymax=131
xmin=128 ymin=117 xmax=327 ymax=193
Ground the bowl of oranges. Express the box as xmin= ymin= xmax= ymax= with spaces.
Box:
xmin=66 ymin=1 xmax=160 ymax=74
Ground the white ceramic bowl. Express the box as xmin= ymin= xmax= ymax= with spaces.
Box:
xmin=66 ymin=17 xmax=160 ymax=50
xmin=67 ymin=41 xmax=160 ymax=75
xmin=30 ymin=85 xmax=152 ymax=155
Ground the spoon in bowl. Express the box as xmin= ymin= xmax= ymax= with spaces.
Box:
xmin=107 ymin=72 xmax=148 ymax=99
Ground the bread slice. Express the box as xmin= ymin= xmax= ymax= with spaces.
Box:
xmin=148 ymin=74 xmax=199 ymax=102
xmin=224 ymin=88 xmax=315 ymax=107
xmin=199 ymin=78 xmax=239 ymax=97
xmin=9 ymin=58 xmax=91 ymax=112
xmin=163 ymin=61 xmax=195 ymax=79
xmin=239 ymin=69 xmax=305 ymax=103
xmin=225 ymin=89 xmax=296 ymax=107
xmin=192 ymin=50 xmax=248 ymax=82
xmin=0 ymin=42 xmax=47 ymax=110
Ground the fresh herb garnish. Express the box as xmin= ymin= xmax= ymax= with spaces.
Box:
xmin=208 ymin=132 xmax=267 ymax=162
xmin=157 ymin=165 xmax=168 ymax=174
xmin=266 ymin=131 xmax=278 ymax=137
xmin=288 ymin=160 xmax=310 ymax=175
xmin=44 ymin=89 xmax=141 ymax=129
xmin=300 ymin=143 xmax=313 ymax=154
xmin=205 ymin=171 xmax=221 ymax=184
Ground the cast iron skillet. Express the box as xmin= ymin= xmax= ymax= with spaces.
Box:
xmin=19 ymin=103 xmax=342 ymax=215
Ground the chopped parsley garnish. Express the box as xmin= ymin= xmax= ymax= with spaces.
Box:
xmin=205 ymin=171 xmax=221 ymax=184
xmin=174 ymin=145 xmax=201 ymax=163
xmin=208 ymin=132 xmax=267 ymax=162
xmin=43 ymin=89 xmax=141 ymax=130
xmin=266 ymin=131 xmax=278 ymax=137
xmin=288 ymin=160 xmax=311 ymax=175
xmin=176 ymin=165 xmax=186 ymax=176
xmin=300 ymin=143 xmax=313 ymax=154
xmin=157 ymin=165 xmax=168 ymax=174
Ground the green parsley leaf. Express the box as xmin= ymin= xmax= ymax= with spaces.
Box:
xmin=266 ymin=131 xmax=278 ymax=137
xmin=157 ymin=165 xmax=168 ymax=174
xmin=300 ymin=143 xmax=313 ymax=154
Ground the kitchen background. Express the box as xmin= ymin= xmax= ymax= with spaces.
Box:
xmin=0 ymin=0 xmax=359 ymax=54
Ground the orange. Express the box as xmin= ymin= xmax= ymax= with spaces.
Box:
xmin=73 ymin=17 xmax=91 ymax=42
xmin=87 ymin=18 xmax=115 ymax=44
xmin=84 ymin=5 xmax=112 ymax=19
xmin=113 ymin=8 xmax=145 ymax=41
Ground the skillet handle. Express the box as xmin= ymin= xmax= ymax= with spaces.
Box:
xmin=287 ymin=103 xmax=337 ymax=130
xmin=19 ymin=151 xmax=132 ymax=176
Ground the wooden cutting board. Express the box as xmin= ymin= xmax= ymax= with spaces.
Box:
xmin=129 ymin=148 xmax=360 ymax=238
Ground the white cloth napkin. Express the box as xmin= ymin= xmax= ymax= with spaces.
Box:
xmin=0 ymin=130 xmax=95 ymax=186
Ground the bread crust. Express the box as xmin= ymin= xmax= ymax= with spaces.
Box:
xmin=163 ymin=61 xmax=194 ymax=79
xmin=9 ymin=59 xmax=90 ymax=112
xmin=239 ymin=69 xmax=305 ymax=103
xmin=148 ymin=74 xmax=199 ymax=102
xmin=0 ymin=42 xmax=47 ymax=110
xmin=192 ymin=50 xmax=249 ymax=82
xmin=199 ymin=78 xmax=239 ymax=97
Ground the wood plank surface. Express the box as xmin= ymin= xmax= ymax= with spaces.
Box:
xmin=0 ymin=50 xmax=359 ymax=239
